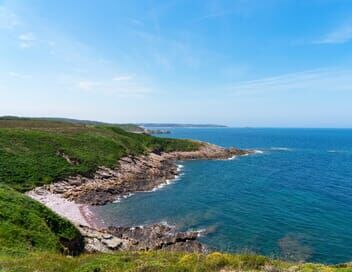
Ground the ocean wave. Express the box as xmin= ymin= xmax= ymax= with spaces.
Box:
xmin=254 ymin=150 xmax=264 ymax=154
xmin=113 ymin=192 xmax=135 ymax=203
xmin=228 ymin=155 xmax=237 ymax=160
xmin=270 ymin=147 xmax=293 ymax=151
xmin=327 ymin=150 xmax=349 ymax=153
xmin=149 ymin=164 xmax=185 ymax=192
xmin=195 ymin=228 xmax=207 ymax=237
xmin=159 ymin=220 xmax=174 ymax=228
xmin=151 ymin=182 xmax=168 ymax=192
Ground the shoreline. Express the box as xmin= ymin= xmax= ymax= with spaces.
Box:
xmin=26 ymin=188 xmax=98 ymax=229
xmin=27 ymin=161 xmax=187 ymax=230
xmin=27 ymin=143 xmax=252 ymax=253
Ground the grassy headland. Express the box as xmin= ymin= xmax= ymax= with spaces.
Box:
xmin=0 ymin=119 xmax=351 ymax=271
xmin=0 ymin=119 xmax=200 ymax=192
xmin=0 ymin=116 xmax=146 ymax=133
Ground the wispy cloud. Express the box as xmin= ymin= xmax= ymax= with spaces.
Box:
xmin=0 ymin=6 xmax=20 ymax=29
xmin=77 ymin=80 xmax=101 ymax=91
xmin=18 ymin=32 xmax=36 ymax=48
xmin=8 ymin=72 xmax=31 ymax=79
xmin=193 ymin=10 xmax=235 ymax=23
xmin=112 ymin=75 xmax=133 ymax=81
xmin=314 ymin=23 xmax=352 ymax=44
xmin=191 ymin=0 xmax=261 ymax=23
xmin=229 ymin=68 xmax=352 ymax=96
xmin=128 ymin=18 xmax=144 ymax=27
xmin=77 ymin=77 xmax=151 ymax=96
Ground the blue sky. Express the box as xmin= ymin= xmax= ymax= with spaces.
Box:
xmin=1 ymin=0 xmax=352 ymax=127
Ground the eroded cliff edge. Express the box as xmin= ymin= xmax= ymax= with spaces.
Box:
xmin=28 ymin=143 xmax=252 ymax=253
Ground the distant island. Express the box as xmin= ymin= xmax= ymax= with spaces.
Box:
xmin=139 ymin=123 xmax=228 ymax=128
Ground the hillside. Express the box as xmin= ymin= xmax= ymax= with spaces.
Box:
xmin=0 ymin=185 xmax=83 ymax=256
xmin=0 ymin=116 xmax=146 ymax=133
xmin=0 ymin=119 xmax=351 ymax=271
xmin=0 ymin=119 xmax=201 ymax=192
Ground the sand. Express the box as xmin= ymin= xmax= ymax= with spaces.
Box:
xmin=26 ymin=188 xmax=97 ymax=228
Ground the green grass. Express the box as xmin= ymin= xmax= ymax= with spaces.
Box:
xmin=0 ymin=251 xmax=351 ymax=272
xmin=0 ymin=119 xmax=200 ymax=260
xmin=0 ymin=185 xmax=83 ymax=256
xmin=0 ymin=116 xmax=146 ymax=133
xmin=0 ymin=120 xmax=201 ymax=192
xmin=1 ymin=119 xmax=350 ymax=271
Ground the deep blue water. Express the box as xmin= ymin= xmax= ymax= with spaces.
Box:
xmin=93 ymin=128 xmax=352 ymax=264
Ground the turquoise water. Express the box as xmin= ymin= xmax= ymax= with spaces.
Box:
xmin=93 ymin=128 xmax=352 ymax=264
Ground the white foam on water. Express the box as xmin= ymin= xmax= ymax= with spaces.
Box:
xmin=114 ymin=163 xmax=186 ymax=199
xmin=195 ymin=229 xmax=207 ymax=237
xmin=327 ymin=150 xmax=350 ymax=153
xmin=123 ymin=193 xmax=135 ymax=198
xmin=113 ymin=192 xmax=135 ymax=203
xmin=153 ymin=164 xmax=185 ymax=191
xmin=254 ymin=150 xmax=264 ymax=154
xmin=160 ymin=220 xmax=174 ymax=228
xmin=270 ymin=147 xmax=292 ymax=151
xmin=228 ymin=155 xmax=237 ymax=160
xmin=151 ymin=182 xmax=168 ymax=192
xmin=177 ymin=164 xmax=184 ymax=170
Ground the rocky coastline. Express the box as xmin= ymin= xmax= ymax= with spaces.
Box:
xmin=27 ymin=143 xmax=252 ymax=254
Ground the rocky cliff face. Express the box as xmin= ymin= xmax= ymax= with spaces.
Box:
xmin=80 ymin=223 xmax=206 ymax=253
xmin=29 ymin=143 xmax=251 ymax=254
xmin=39 ymin=143 xmax=251 ymax=206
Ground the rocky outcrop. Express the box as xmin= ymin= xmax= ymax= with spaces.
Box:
xmin=79 ymin=223 xmax=206 ymax=253
xmin=43 ymin=153 xmax=178 ymax=205
xmin=41 ymin=143 xmax=251 ymax=206
xmin=28 ymin=143 xmax=251 ymax=254
xmin=166 ymin=143 xmax=250 ymax=160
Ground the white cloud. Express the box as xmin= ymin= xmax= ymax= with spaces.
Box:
xmin=7 ymin=72 xmax=31 ymax=79
xmin=314 ymin=23 xmax=352 ymax=44
xmin=0 ymin=7 xmax=19 ymax=29
xmin=112 ymin=75 xmax=133 ymax=81
xmin=76 ymin=78 xmax=151 ymax=96
xmin=18 ymin=32 xmax=36 ymax=48
xmin=229 ymin=68 xmax=352 ymax=96
xmin=8 ymin=72 xmax=21 ymax=77
xmin=77 ymin=80 xmax=101 ymax=91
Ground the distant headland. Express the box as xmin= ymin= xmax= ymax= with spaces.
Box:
xmin=139 ymin=123 xmax=228 ymax=128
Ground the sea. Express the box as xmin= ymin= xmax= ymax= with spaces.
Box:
xmin=92 ymin=128 xmax=352 ymax=264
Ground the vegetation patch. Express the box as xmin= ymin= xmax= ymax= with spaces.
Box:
xmin=0 ymin=120 xmax=201 ymax=192
xmin=1 ymin=251 xmax=352 ymax=272
xmin=0 ymin=185 xmax=83 ymax=256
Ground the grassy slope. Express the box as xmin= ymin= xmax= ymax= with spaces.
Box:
xmin=0 ymin=120 xmax=200 ymax=192
xmin=0 ymin=119 xmax=199 ymax=260
xmin=0 ymin=116 xmax=146 ymax=133
xmin=1 ymin=251 xmax=351 ymax=272
xmin=0 ymin=119 xmax=351 ymax=271
xmin=0 ymin=185 xmax=84 ymax=256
